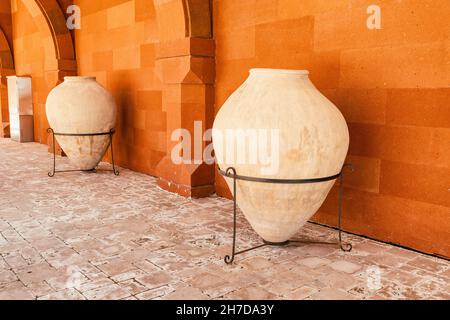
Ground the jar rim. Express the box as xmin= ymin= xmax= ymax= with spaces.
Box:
xmin=250 ymin=68 xmax=309 ymax=75
xmin=64 ymin=76 xmax=96 ymax=81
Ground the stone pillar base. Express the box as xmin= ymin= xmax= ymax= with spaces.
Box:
xmin=155 ymin=155 xmax=215 ymax=198
xmin=157 ymin=177 xmax=214 ymax=198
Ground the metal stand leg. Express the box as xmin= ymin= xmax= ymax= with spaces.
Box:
xmin=47 ymin=128 xmax=56 ymax=177
xmin=338 ymin=163 xmax=354 ymax=252
xmin=224 ymin=168 xmax=237 ymax=264
xmin=109 ymin=129 xmax=120 ymax=176
xmin=223 ymin=164 xmax=354 ymax=264
xmin=224 ymin=168 xmax=269 ymax=264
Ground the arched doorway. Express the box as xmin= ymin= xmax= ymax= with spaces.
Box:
xmin=12 ymin=0 xmax=76 ymax=144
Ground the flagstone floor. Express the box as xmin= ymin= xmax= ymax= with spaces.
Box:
xmin=0 ymin=139 xmax=449 ymax=300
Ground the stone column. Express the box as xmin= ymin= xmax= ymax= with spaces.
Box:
xmin=155 ymin=38 xmax=215 ymax=198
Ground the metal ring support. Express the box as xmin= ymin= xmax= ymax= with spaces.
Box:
xmin=47 ymin=128 xmax=120 ymax=177
xmin=221 ymin=164 xmax=354 ymax=264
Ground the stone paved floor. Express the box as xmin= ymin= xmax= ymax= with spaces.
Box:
xmin=0 ymin=139 xmax=449 ymax=300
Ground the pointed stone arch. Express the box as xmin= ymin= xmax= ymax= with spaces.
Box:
xmin=20 ymin=0 xmax=76 ymax=71
xmin=13 ymin=0 xmax=76 ymax=147
xmin=184 ymin=0 xmax=213 ymax=39
xmin=0 ymin=27 xmax=14 ymax=71
xmin=154 ymin=0 xmax=212 ymax=42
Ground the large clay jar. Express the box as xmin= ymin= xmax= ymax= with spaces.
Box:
xmin=46 ymin=76 xmax=117 ymax=170
xmin=213 ymin=69 xmax=349 ymax=243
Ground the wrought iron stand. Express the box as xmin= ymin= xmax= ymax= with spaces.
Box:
xmin=220 ymin=164 xmax=354 ymax=264
xmin=47 ymin=128 xmax=120 ymax=177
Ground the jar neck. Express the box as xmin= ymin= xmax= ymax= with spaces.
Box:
xmin=249 ymin=68 xmax=310 ymax=78
xmin=64 ymin=76 xmax=96 ymax=82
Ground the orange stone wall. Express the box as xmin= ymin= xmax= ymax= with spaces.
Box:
xmin=73 ymin=0 xmax=166 ymax=176
xmin=213 ymin=0 xmax=450 ymax=258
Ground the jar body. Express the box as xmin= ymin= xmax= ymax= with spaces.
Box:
xmin=46 ymin=77 xmax=117 ymax=170
xmin=213 ymin=69 xmax=349 ymax=243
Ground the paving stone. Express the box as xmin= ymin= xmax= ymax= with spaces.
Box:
xmin=187 ymin=272 xmax=228 ymax=290
xmin=0 ymin=281 xmax=35 ymax=300
xmin=283 ymin=286 xmax=319 ymax=300
xmin=38 ymin=289 xmax=86 ymax=300
xmin=375 ymin=281 xmax=408 ymax=300
xmin=119 ymin=279 xmax=149 ymax=296
xmin=431 ymin=291 xmax=450 ymax=300
xmin=163 ymin=286 xmax=210 ymax=300
xmin=77 ymin=278 xmax=115 ymax=293
xmin=136 ymin=286 xmax=175 ymax=300
xmin=407 ymin=256 xmax=448 ymax=273
xmin=310 ymin=288 xmax=356 ymax=300
xmin=26 ymin=281 xmax=55 ymax=298
xmin=298 ymin=257 xmax=331 ymax=269
xmin=223 ymin=286 xmax=277 ymax=300
xmin=97 ymin=258 xmax=135 ymax=277
xmin=133 ymin=260 xmax=162 ymax=274
xmin=328 ymin=260 xmax=362 ymax=274
xmin=439 ymin=268 xmax=450 ymax=279
xmin=82 ymin=284 xmax=130 ymax=300
xmin=135 ymin=271 xmax=173 ymax=289
xmin=110 ymin=269 xmax=147 ymax=283
xmin=384 ymin=269 xmax=423 ymax=287
xmin=240 ymin=256 xmax=274 ymax=271
xmin=413 ymin=279 xmax=443 ymax=296
xmin=316 ymin=269 xmax=362 ymax=291
xmin=16 ymin=262 xmax=61 ymax=285
xmin=0 ymin=270 xmax=18 ymax=285
xmin=4 ymin=253 xmax=29 ymax=269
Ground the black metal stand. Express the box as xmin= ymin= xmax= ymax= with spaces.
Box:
xmin=220 ymin=164 xmax=354 ymax=264
xmin=47 ymin=128 xmax=119 ymax=177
